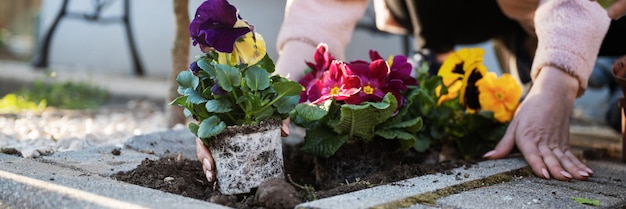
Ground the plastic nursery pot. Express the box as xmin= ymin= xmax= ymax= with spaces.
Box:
xmin=611 ymin=55 xmax=626 ymax=162
xmin=206 ymin=119 xmax=284 ymax=195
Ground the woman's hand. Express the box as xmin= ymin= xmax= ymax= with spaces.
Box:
xmin=196 ymin=138 xmax=216 ymax=186
xmin=606 ymin=0 xmax=626 ymax=19
xmin=483 ymin=67 xmax=593 ymax=181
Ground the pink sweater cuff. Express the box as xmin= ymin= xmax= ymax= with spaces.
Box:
xmin=531 ymin=0 xmax=610 ymax=96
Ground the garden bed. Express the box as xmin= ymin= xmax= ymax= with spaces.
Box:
xmin=112 ymin=141 xmax=479 ymax=209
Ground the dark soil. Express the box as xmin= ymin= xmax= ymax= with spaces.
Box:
xmin=112 ymin=140 xmax=478 ymax=209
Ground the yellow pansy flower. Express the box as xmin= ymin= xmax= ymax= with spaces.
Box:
xmin=435 ymin=76 xmax=462 ymax=105
xmin=437 ymin=48 xmax=487 ymax=112
xmin=475 ymin=72 xmax=522 ymax=123
xmin=218 ymin=32 xmax=267 ymax=66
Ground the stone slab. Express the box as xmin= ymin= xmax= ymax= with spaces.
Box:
xmin=0 ymin=153 xmax=230 ymax=209
xmin=436 ymin=180 xmax=624 ymax=209
xmin=405 ymin=160 xmax=626 ymax=209
xmin=124 ymin=129 xmax=197 ymax=160
xmin=296 ymin=158 xmax=528 ymax=209
xmin=42 ymin=145 xmax=158 ymax=177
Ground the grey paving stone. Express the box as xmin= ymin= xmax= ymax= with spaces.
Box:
xmin=42 ymin=145 xmax=158 ymax=177
xmin=0 ymin=153 xmax=230 ymax=209
xmin=296 ymin=158 xmax=528 ymax=209
xmin=436 ymin=180 xmax=624 ymax=209
xmin=124 ymin=129 xmax=197 ymax=160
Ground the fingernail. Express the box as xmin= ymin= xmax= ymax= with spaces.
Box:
xmin=560 ymin=171 xmax=573 ymax=179
xmin=206 ymin=171 xmax=213 ymax=182
xmin=585 ymin=168 xmax=594 ymax=174
xmin=482 ymin=150 xmax=496 ymax=158
xmin=578 ymin=170 xmax=589 ymax=177
xmin=542 ymin=168 xmax=551 ymax=179
xmin=203 ymin=158 xmax=212 ymax=170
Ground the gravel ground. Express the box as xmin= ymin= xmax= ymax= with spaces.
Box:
xmin=0 ymin=99 xmax=177 ymax=158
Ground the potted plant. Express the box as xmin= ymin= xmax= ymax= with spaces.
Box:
xmin=170 ymin=0 xmax=303 ymax=195
xmin=291 ymin=46 xmax=521 ymax=184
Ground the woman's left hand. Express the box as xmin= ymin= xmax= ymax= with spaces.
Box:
xmin=483 ymin=67 xmax=593 ymax=181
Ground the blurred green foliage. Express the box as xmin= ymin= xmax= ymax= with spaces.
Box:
xmin=0 ymin=78 xmax=109 ymax=113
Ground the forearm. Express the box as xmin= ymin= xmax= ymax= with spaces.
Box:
xmin=275 ymin=0 xmax=369 ymax=80
xmin=531 ymin=0 xmax=610 ymax=96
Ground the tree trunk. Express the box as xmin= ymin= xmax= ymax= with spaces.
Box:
xmin=167 ymin=0 xmax=190 ymax=127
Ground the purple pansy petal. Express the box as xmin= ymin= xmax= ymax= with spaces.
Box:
xmin=189 ymin=61 xmax=201 ymax=76
xmin=189 ymin=0 xmax=251 ymax=53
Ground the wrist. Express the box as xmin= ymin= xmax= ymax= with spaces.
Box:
xmin=533 ymin=66 xmax=580 ymax=99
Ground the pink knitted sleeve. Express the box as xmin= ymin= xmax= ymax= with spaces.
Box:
xmin=274 ymin=0 xmax=369 ymax=80
xmin=531 ymin=0 xmax=611 ymax=96
xmin=276 ymin=0 xmax=369 ymax=59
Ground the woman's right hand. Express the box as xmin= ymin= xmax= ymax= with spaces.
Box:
xmin=606 ymin=0 xmax=626 ymax=19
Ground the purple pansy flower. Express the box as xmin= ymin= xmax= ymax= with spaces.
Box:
xmin=189 ymin=0 xmax=251 ymax=53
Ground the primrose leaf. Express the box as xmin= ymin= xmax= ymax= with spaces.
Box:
xmin=205 ymin=98 xmax=232 ymax=113
xmin=375 ymin=129 xmax=416 ymax=140
xmin=197 ymin=116 xmax=226 ymax=139
xmin=300 ymin=128 xmax=348 ymax=158
xmin=214 ymin=64 xmax=241 ymax=92
xmin=333 ymin=94 xmax=397 ymax=140
xmin=294 ymin=101 xmax=331 ymax=121
xmin=245 ymin=66 xmax=271 ymax=91
xmin=571 ymin=197 xmax=600 ymax=206
xmin=413 ymin=137 xmax=431 ymax=152
xmin=273 ymin=81 xmax=304 ymax=97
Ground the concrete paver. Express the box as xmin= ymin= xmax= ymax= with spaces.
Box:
xmin=296 ymin=158 xmax=529 ymax=209
xmin=0 ymin=154 xmax=229 ymax=209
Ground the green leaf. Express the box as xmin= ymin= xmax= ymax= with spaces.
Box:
xmin=273 ymin=81 xmax=304 ymax=97
xmin=214 ymin=64 xmax=242 ymax=92
xmin=197 ymin=116 xmax=226 ymax=139
xmin=375 ymin=129 xmax=416 ymax=140
xmin=294 ymin=101 xmax=331 ymax=121
xmin=176 ymin=71 xmax=199 ymax=90
xmin=413 ymin=137 xmax=431 ymax=152
xmin=384 ymin=117 xmax=423 ymax=130
xmin=188 ymin=123 xmax=199 ymax=136
xmin=205 ymin=98 xmax=232 ymax=113
xmin=254 ymin=107 xmax=274 ymax=123
xmin=258 ymin=54 xmax=275 ymax=74
xmin=333 ymin=94 xmax=397 ymax=140
xmin=300 ymin=128 xmax=348 ymax=158
xmin=274 ymin=95 xmax=300 ymax=114
xmin=245 ymin=66 xmax=271 ymax=91
xmin=168 ymin=96 xmax=187 ymax=106
xmin=197 ymin=59 xmax=216 ymax=77
xmin=184 ymin=88 xmax=208 ymax=104
xmin=571 ymin=197 xmax=600 ymax=206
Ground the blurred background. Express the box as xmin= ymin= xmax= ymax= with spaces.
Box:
xmin=0 ymin=0 xmax=416 ymax=78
